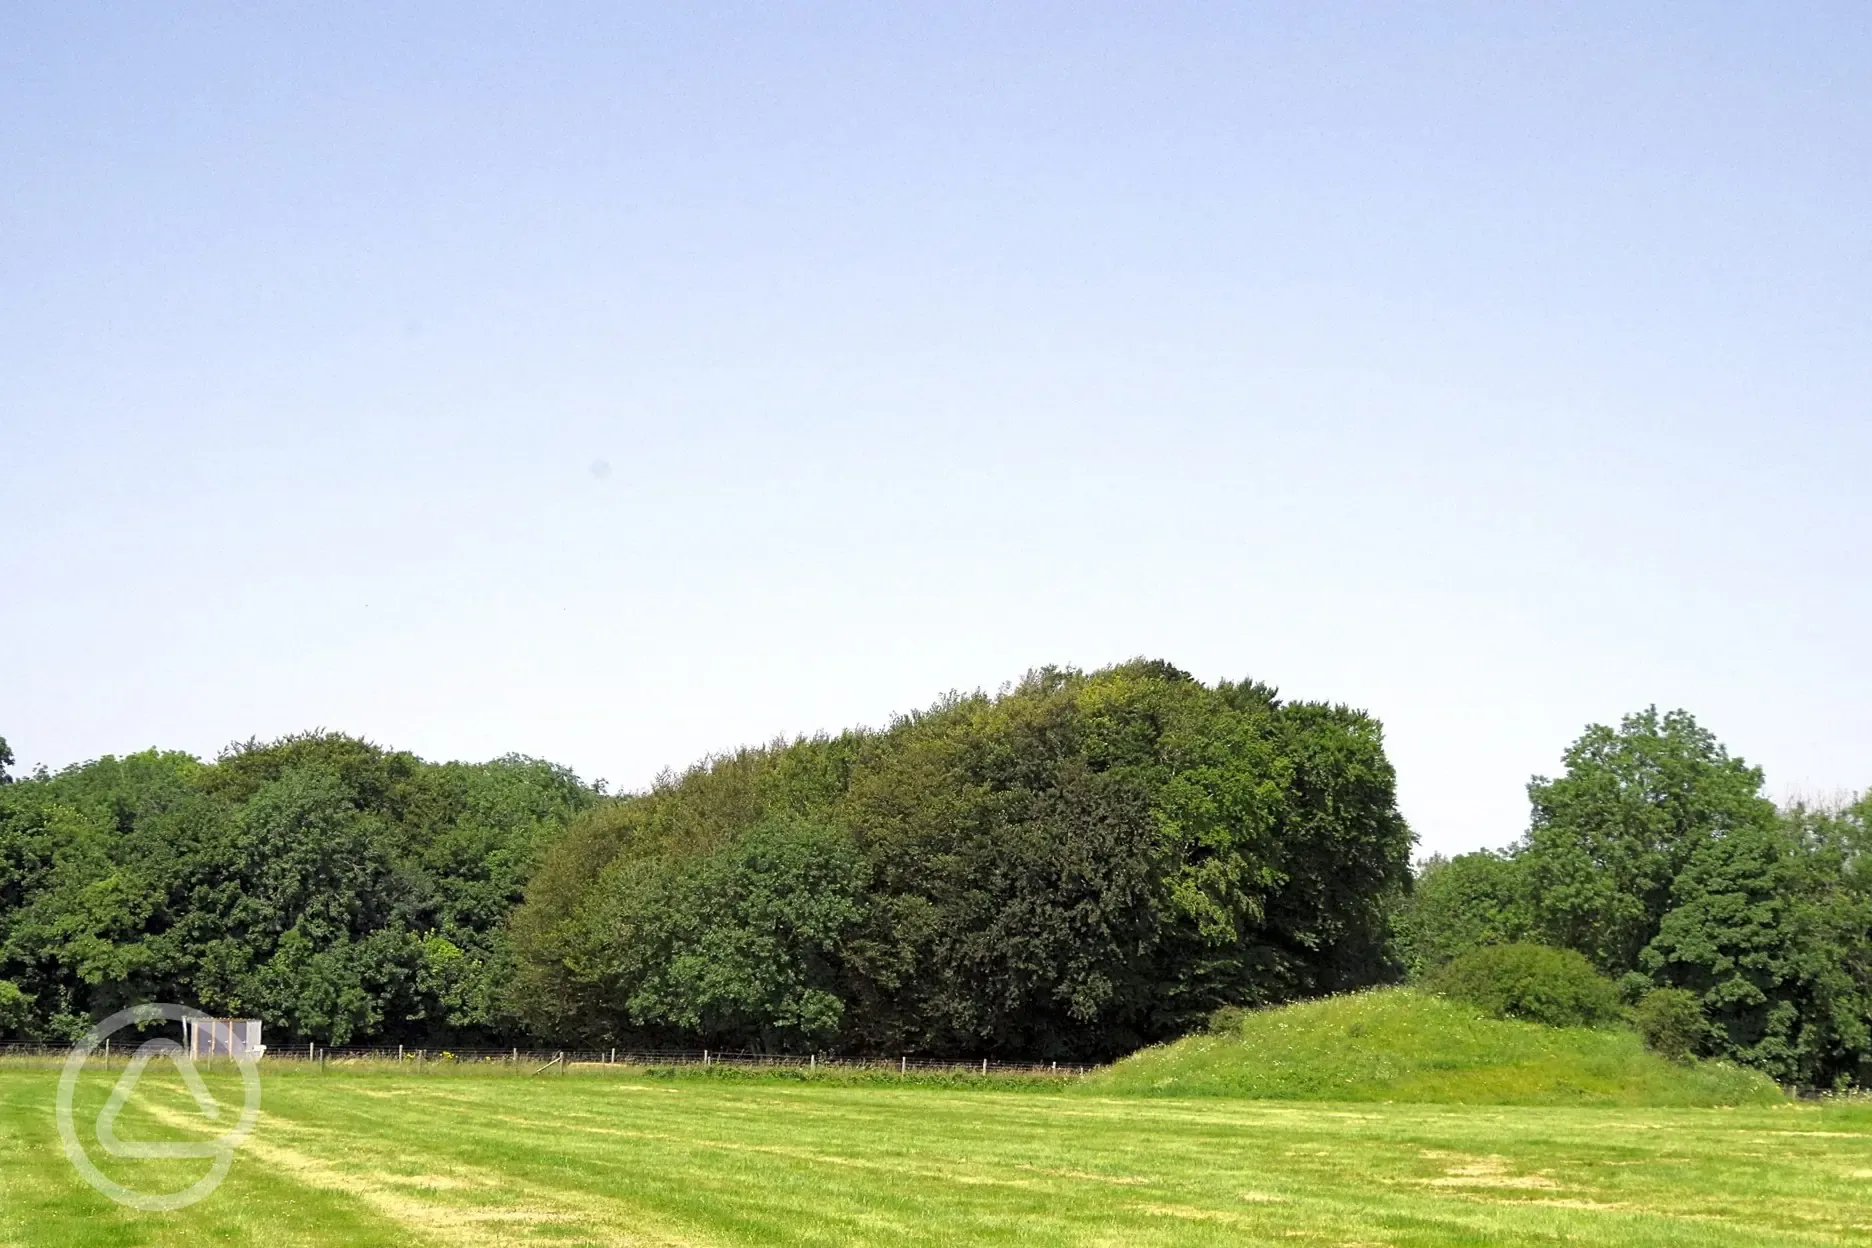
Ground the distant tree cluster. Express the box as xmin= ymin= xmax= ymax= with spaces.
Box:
xmin=512 ymin=661 xmax=1414 ymax=1060
xmin=0 ymin=663 xmax=1413 ymax=1059
xmin=0 ymin=734 xmax=595 ymax=1045
xmin=1395 ymin=708 xmax=1872 ymax=1089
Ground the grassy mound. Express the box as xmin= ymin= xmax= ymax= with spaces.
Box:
xmin=1093 ymin=988 xmax=1782 ymax=1106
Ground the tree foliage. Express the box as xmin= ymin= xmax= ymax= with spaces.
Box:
xmin=1391 ymin=851 xmax=1530 ymax=978
xmin=0 ymin=734 xmax=595 ymax=1045
xmin=1633 ymin=987 xmax=1707 ymax=1063
xmin=1426 ymin=943 xmax=1622 ymax=1028
xmin=595 ymin=819 xmax=869 ymax=1050
xmin=513 ymin=662 xmax=1413 ymax=1058
xmin=1521 ymin=709 xmax=1779 ymax=976
xmin=0 ymin=979 xmax=30 ymax=1036
xmin=1400 ymin=708 xmax=1872 ymax=1088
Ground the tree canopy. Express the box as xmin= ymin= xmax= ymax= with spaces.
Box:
xmin=512 ymin=661 xmax=1414 ymax=1059
xmin=1395 ymin=708 xmax=1872 ymax=1088
xmin=0 ymin=662 xmax=1413 ymax=1059
xmin=0 ymin=733 xmax=595 ymax=1044
xmin=32 ymin=679 xmax=1867 ymax=1085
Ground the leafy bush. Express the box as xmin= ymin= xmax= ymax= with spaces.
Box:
xmin=0 ymin=981 xmax=30 ymax=1037
xmin=1634 ymin=987 xmax=1707 ymax=1063
xmin=1391 ymin=851 xmax=1531 ymax=978
xmin=1427 ymin=944 xmax=1623 ymax=1028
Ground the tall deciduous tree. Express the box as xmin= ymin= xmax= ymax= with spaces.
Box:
xmin=513 ymin=661 xmax=1413 ymax=1058
xmin=1521 ymin=708 xmax=1778 ymax=977
xmin=1644 ymin=803 xmax=1872 ymax=1087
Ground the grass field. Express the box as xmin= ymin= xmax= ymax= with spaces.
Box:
xmin=1095 ymin=989 xmax=1784 ymax=1105
xmin=4 ymin=1059 xmax=1871 ymax=1247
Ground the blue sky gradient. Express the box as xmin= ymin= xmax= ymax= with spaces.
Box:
xmin=3 ymin=3 xmax=1867 ymax=854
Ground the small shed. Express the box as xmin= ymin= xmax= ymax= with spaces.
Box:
xmin=183 ymin=1016 xmax=265 ymax=1060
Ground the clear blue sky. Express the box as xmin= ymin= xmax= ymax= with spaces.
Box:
xmin=3 ymin=3 xmax=1867 ymax=856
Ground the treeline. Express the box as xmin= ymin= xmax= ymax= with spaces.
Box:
xmin=511 ymin=662 xmax=1412 ymax=1059
xmin=1395 ymin=709 xmax=1872 ymax=1089
xmin=0 ymin=733 xmax=595 ymax=1045
xmin=0 ymin=661 xmax=1415 ymax=1058
xmin=13 ymin=669 xmax=1858 ymax=1084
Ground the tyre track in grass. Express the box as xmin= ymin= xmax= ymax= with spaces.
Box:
xmin=144 ymin=1101 xmax=710 ymax=1248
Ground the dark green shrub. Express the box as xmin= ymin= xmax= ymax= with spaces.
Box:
xmin=0 ymin=981 xmax=30 ymax=1039
xmin=1426 ymin=943 xmax=1622 ymax=1027
xmin=1615 ymin=971 xmax=1654 ymax=1005
xmin=1634 ymin=987 xmax=1707 ymax=1062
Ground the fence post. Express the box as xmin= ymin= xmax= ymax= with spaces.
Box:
xmin=900 ymin=1056 xmax=906 ymax=1075
xmin=703 ymin=1049 xmax=709 ymax=1068
xmin=398 ymin=1044 xmax=404 ymax=1063
xmin=810 ymin=1053 xmax=815 ymax=1072
xmin=309 ymin=1042 xmax=315 ymax=1062
xmin=981 ymin=1058 xmax=988 ymax=1076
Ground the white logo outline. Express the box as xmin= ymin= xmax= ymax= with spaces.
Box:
xmin=56 ymin=1003 xmax=262 ymax=1211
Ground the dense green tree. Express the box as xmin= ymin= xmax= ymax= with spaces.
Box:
xmin=0 ymin=980 xmax=30 ymax=1036
xmin=1642 ymin=812 xmax=1872 ymax=1087
xmin=1391 ymin=851 xmax=1531 ymax=978
xmin=508 ymin=737 xmax=868 ymax=1045
xmin=0 ymin=736 xmax=13 ymax=784
xmin=593 ymin=819 xmax=870 ymax=1050
xmin=1397 ymin=706 xmax=1872 ymax=1088
xmin=0 ymin=734 xmax=596 ymax=1046
xmin=1521 ymin=708 xmax=1779 ymax=977
xmin=514 ymin=661 xmax=1414 ymax=1059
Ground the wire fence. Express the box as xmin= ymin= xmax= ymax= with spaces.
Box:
xmin=0 ymin=1040 xmax=1095 ymax=1078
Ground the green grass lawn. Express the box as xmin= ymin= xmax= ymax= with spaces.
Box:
xmin=3 ymin=1060 xmax=1871 ymax=1247
xmin=1094 ymin=988 xmax=1784 ymax=1105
